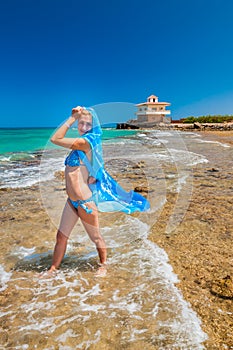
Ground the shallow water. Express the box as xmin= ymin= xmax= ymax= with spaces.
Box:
xmin=1 ymin=130 xmax=225 ymax=349
xmin=0 ymin=217 xmax=207 ymax=349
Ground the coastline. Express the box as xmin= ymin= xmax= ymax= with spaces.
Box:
xmin=125 ymin=121 xmax=233 ymax=132
xmin=196 ymin=129 xmax=233 ymax=146
xmin=150 ymin=129 xmax=233 ymax=349
xmin=0 ymin=129 xmax=232 ymax=348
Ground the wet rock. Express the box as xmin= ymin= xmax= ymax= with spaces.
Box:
xmin=54 ymin=170 xmax=65 ymax=180
xmin=0 ymin=331 xmax=8 ymax=345
xmin=207 ymin=168 xmax=220 ymax=172
xmin=0 ymin=187 xmax=11 ymax=192
xmin=194 ymin=279 xmax=201 ymax=285
xmin=134 ymin=186 xmax=149 ymax=193
xmin=210 ymin=275 xmax=233 ymax=299
xmin=127 ymin=174 xmax=141 ymax=179
xmin=132 ymin=161 xmax=146 ymax=169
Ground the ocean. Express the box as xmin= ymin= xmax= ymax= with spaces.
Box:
xmin=0 ymin=128 xmax=137 ymax=188
xmin=0 ymin=127 xmax=221 ymax=349
xmin=0 ymin=128 xmax=137 ymax=155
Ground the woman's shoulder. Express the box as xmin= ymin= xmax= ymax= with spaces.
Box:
xmin=71 ymin=137 xmax=91 ymax=152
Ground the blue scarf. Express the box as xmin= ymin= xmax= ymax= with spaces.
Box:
xmin=78 ymin=107 xmax=150 ymax=214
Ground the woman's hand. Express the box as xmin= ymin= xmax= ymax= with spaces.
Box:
xmin=50 ymin=104 xmax=90 ymax=152
xmin=88 ymin=176 xmax=96 ymax=185
xmin=72 ymin=106 xmax=84 ymax=120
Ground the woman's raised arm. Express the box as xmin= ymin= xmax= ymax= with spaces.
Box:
xmin=50 ymin=106 xmax=90 ymax=152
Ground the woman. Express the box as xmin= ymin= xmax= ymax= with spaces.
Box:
xmin=47 ymin=106 xmax=150 ymax=277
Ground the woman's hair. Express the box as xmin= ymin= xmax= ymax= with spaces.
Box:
xmin=80 ymin=109 xmax=92 ymax=118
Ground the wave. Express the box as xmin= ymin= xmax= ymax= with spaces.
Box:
xmin=0 ymin=264 xmax=12 ymax=292
xmin=195 ymin=139 xmax=231 ymax=148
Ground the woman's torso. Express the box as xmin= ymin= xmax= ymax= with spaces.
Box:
xmin=64 ymin=150 xmax=92 ymax=201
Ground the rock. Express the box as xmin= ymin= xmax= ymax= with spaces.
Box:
xmin=207 ymin=168 xmax=219 ymax=172
xmin=210 ymin=275 xmax=233 ymax=299
xmin=0 ymin=187 xmax=11 ymax=192
xmin=194 ymin=122 xmax=203 ymax=129
xmin=54 ymin=170 xmax=65 ymax=180
xmin=132 ymin=161 xmax=145 ymax=169
xmin=116 ymin=123 xmax=139 ymax=129
xmin=134 ymin=186 xmax=149 ymax=193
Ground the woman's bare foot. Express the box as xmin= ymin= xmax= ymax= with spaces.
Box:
xmin=95 ymin=263 xmax=107 ymax=277
xmin=38 ymin=267 xmax=58 ymax=279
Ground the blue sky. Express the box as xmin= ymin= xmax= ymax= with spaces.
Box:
xmin=0 ymin=0 xmax=233 ymax=127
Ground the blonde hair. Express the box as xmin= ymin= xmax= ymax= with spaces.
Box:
xmin=79 ymin=109 xmax=92 ymax=118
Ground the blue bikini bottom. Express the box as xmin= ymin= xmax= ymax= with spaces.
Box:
xmin=68 ymin=193 xmax=97 ymax=214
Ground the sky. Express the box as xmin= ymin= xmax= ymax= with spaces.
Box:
xmin=0 ymin=0 xmax=233 ymax=127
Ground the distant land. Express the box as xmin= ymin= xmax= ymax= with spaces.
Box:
xmin=101 ymin=123 xmax=117 ymax=128
xmin=179 ymin=115 xmax=233 ymax=123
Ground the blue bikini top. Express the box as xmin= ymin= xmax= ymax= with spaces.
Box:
xmin=65 ymin=150 xmax=84 ymax=167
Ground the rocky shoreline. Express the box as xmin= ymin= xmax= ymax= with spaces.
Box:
xmin=0 ymin=130 xmax=232 ymax=348
xmin=169 ymin=122 xmax=233 ymax=131
xmin=123 ymin=121 xmax=233 ymax=132
xmin=150 ymin=130 xmax=233 ymax=349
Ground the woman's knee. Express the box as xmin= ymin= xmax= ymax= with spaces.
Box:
xmin=91 ymin=234 xmax=106 ymax=248
xmin=56 ymin=230 xmax=68 ymax=243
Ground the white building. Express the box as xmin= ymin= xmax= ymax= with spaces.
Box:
xmin=136 ymin=95 xmax=171 ymax=123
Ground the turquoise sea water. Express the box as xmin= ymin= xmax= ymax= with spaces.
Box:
xmin=0 ymin=127 xmax=138 ymax=188
xmin=0 ymin=128 xmax=137 ymax=155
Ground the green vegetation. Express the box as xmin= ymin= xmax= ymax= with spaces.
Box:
xmin=183 ymin=115 xmax=233 ymax=124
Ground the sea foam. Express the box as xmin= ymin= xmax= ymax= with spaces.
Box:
xmin=0 ymin=264 xmax=12 ymax=292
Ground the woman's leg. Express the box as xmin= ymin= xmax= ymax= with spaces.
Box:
xmin=49 ymin=230 xmax=68 ymax=271
xmin=49 ymin=200 xmax=79 ymax=272
xmin=78 ymin=203 xmax=107 ymax=266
